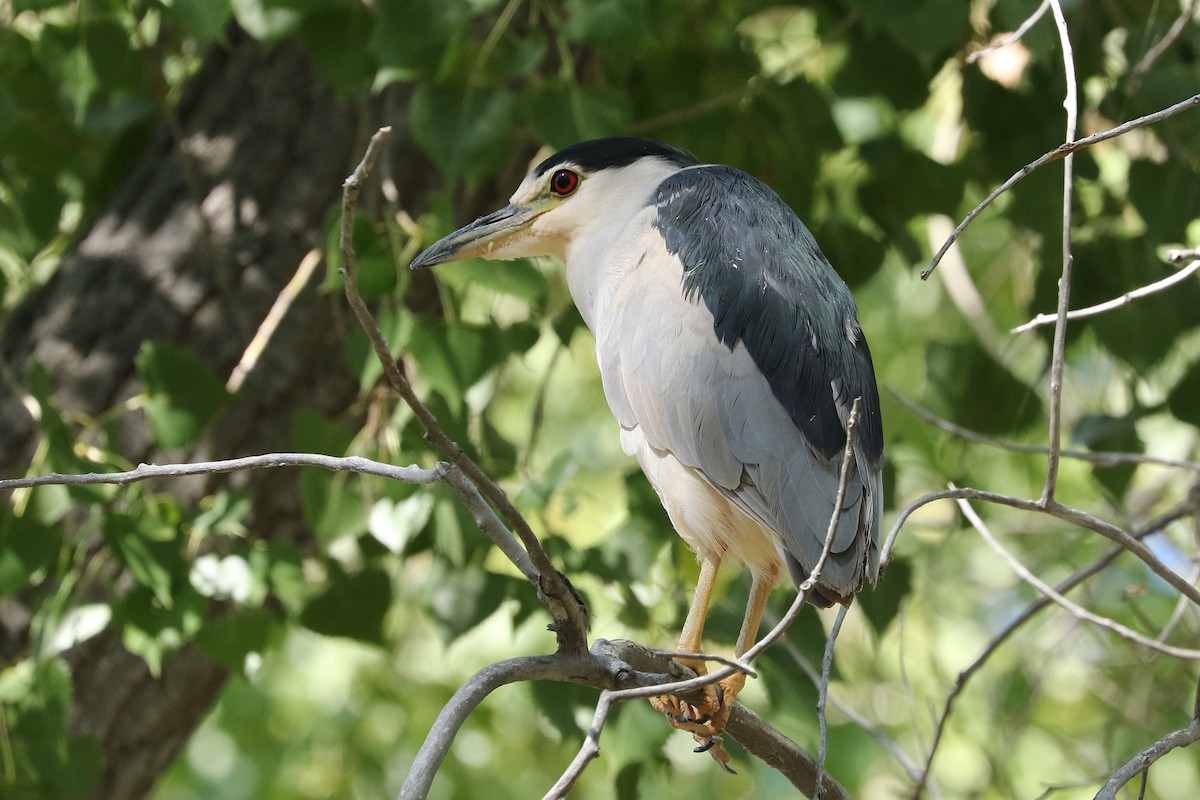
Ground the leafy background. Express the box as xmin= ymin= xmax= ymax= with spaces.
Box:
xmin=2 ymin=0 xmax=1199 ymax=798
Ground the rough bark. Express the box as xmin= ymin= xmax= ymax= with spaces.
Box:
xmin=1 ymin=30 xmax=362 ymax=800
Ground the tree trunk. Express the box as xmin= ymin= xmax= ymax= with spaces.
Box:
xmin=0 ymin=30 xmax=368 ymax=800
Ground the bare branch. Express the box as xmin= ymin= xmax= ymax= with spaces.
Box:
xmin=906 ymin=499 xmax=1199 ymax=798
xmin=921 ymin=93 xmax=1200 ymax=281
xmin=227 ymin=248 xmax=323 ymax=391
xmin=0 ymin=452 xmax=439 ymax=492
xmin=957 ymin=495 xmax=1200 ymax=659
xmin=882 ymin=487 xmax=1200 ymax=607
xmin=725 ymin=705 xmax=852 ymax=800
xmin=1127 ymin=0 xmax=1200 ymax=92
xmin=888 ymin=389 xmax=1200 ymax=472
xmin=339 ymin=127 xmax=589 ymax=651
xmin=399 ymin=648 xmax=667 ymax=800
xmin=436 ymin=463 xmax=539 ymax=584
xmin=1039 ymin=0 xmax=1079 ymax=505
xmin=1013 ymin=251 xmax=1200 ymax=333
xmin=1093 ymin=719 xmax=1200 ymax=800
xmin=966 ymin=0 xmax=1050 ymax=64
xmin=815 ymin=604 xmax=850 ymax=800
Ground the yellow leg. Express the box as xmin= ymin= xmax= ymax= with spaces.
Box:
xmin=712 ymin=564 xmax=780 ymax=748
xmin=677 ymin=556 xmax=721 ymax=652
xmin=734 ymin=564 xmax=778 ymax=656
xmin=651 ymin=559 xmax=781 ymax=774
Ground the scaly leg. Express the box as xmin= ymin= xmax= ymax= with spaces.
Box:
xmin=713 ymin=563 xmax=779 ymax=723
xmin=650 ymin=559 xmax=781 ymax=772
xmin=650 ymin=557 xmax=722 ymax=726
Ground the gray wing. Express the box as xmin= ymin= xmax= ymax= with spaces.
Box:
xmin=595 ymin=166 xmax=883 ymax=601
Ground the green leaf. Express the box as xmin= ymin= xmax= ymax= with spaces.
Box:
xmin=102 ymin=511 xmax=181 ymax=607
xmin=844 ymin=0 xmax=970 ymax=69
xmin=292 ymin=409 xmax=355 ymax=455
xmin=562 ymin=0 xmax=650 ymax=50
xmin=371 ymin=0 xmax=469 ymax=74
xmin=858 ymin=137 xmax=966 ymax=262
xmin=27 ymin=364 xmax=107 ymax=501
xmin=1072 ymin=412 xmax=1142 ymax=499
xmin=299 ymin=565 xmax=392 ymax=645
xmin=113 ymin=585 xmax=207 ymax=676
xmin=434 ymin=258 xmax=548 ymax=308
xmin=410 ymin=83 xmax=515 ymax=182
xmin=170 ymin=0 xmax=235 ymax=43
xmin=529 ymin=678 xmax=593 ymax=739
xmin=189 ymin=490 xmax=252 ymax=537
xmin=265 ymin=541 xmax=308 ymax=615
xmin=297 ymin=7 xmax=376 ymax=92
xmin=1168 ymin=361 xmax=1200 ymax=429
xmin=407 ymin=319 xmax=489 ymax=412
xmin=195 ymin=607 xmax=278 ymax=672
xmin=229 ymin=0 xmax=303 ymax=42
xmin=136 ymin=342 xmax=232 ymax=449
xmin=925 ymin=339 xmax=1043 ymax=436
xmin=858 ymin=557 xmax=911 ymax=633
xmin=520 ymin=79 xmax=632 ymax=145
xmin=367 ymin=493 xmax=435 ymax=554
xmin=0 ymin=509 xmax=63 ymax=594
xmin=1 ymin=659 xmax=101 ymax=799
xmin=1129 ymin=161 xmax=1200 ymax=243
xmin=424 ymin=564 xmax=515 ymax=640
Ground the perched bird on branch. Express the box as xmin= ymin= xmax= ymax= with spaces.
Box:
xmin=412 ymin=137 xmax=883 ymax=769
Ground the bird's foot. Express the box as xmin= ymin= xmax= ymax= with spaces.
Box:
xmin=650 ymin=660 xmax=745 ymax=773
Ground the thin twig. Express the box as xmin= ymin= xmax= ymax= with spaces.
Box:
xmin=889 ymin=389 xmax=1200 ymax=473
xmin=921 ymin=94 xmax=1200 ymax=281
xmin=1040 ymin=0 xmax=1079 ymax=505
xmin=227 ymin=248 xmax=323 ymax=391
xmin=437 ymin=463 xmax=538 ymax=584
xmin=770 ymin=626 xmax=939 ymax=797
xmin=882 ymin=487 xmax=1200 ymax=607
xmin=815 ymin=604 xmax=850 ymax=800
xmin=1013 ymin=251 xmax=1200 ymax=333
xmin=966 ymin=0 xmax=1050 ymax=64
xmin=1128 ymin=0 xmax=1200 ymax=92
xmin=957 ymin=496 xmax=1200 ymax=659
xmin=0 ymin=453 xmax=439 ymax=491
xmin=906 ymin=499 xmax=1199 ymax=799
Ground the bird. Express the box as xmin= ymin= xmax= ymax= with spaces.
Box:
xmin=410 ymin=136 xmax=883 ymax=767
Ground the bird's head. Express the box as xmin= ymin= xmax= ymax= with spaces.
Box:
xmin=409 ymin=137 xmax=698 ymax=269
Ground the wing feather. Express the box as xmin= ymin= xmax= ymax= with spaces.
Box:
xmin=593 ymin=165 xmax=884 ymax=600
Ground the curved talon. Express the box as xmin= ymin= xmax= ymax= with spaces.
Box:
xmin=693 ymin=736 xmax=718 ymax=753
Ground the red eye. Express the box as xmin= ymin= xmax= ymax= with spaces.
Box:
xmin=550 ymin=168 xmax=580 ymax=196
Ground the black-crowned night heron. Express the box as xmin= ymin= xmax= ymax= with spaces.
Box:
xmin=411 ymin=137 xmax=883 ymax=767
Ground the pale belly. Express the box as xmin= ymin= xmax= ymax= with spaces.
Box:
xmin=620 ymin=424 xmax=786 ymax=584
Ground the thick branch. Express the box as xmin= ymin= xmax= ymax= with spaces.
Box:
xmin=1094 ymin=719 xmax=1200 ymax=800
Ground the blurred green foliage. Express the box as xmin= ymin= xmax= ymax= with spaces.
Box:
xmin=2 ymin=1 xmax=1200 ymax=799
